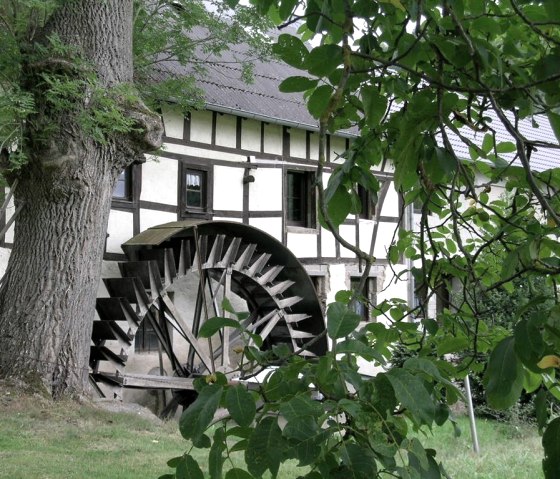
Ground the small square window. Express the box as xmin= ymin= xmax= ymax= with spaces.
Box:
xmin=286 ymin=170 xmax=315 ymax=228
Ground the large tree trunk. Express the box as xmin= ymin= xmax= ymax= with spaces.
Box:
xmin=0 ymin=1 xmax=162 ymax=398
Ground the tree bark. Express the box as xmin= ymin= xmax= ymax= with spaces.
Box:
xmin=0 ymin=0 xmax=162 ymax=398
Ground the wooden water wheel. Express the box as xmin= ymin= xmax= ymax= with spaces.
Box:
xmin=89 ymin=220 xmax=327 ymax=411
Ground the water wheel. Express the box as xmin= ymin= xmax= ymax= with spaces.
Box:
xmin=89 ymin=220 xmax=327 ymax=412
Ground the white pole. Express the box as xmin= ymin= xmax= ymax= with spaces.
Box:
xmin=464 ymin=374 xmax=480 ymax=454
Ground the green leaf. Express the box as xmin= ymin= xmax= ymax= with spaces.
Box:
xmin=179 ymin=385 xmax=223 ymax=443
xmin=536 ymin=388 xmax=548 ymax=433
xmin=522 ymin=368 xmax=542 ymax=394
xmin=308 ymin=84 xmax=333 ymax=119
xmin=496 ymin=141 xmax=516 ymax=153
xmin=209 ymin=428 xmax=226 ymax=479
xmin=198 ymin=317 xmax=241 ymax=338
xmin=305 ymin=44 xmax=343 ymax=77
xmin=326 ymin=186 xmax=352 ymax=227
xmin=279 ymin=394 xmax=322 ymax=422
xmin=245 ymin=417 xmax=285 ymax=478
xmin=482 ymin=133 xmax=493 ymax=153
xmin=278 ymin=0 xmax=298 ymax=20
xmin=278 ymin=76 xmax=318 ymax=93
xmin=272 ymin=34 xmax=308 ymax=69
xmin=543 ymin=417 xmax=560 ymax=479
xmin=225 ymin=469 xmax=254 ymax=479
xmin=485 ymin=337 xmax=524 ymax=409
xmin=176 ymin=455 xmax=204 ymax=479
xmin=436 ymin=335 xmax=469 ymax=355
xmin=340 ymin=443 xmax=378 ymax=478
xmin=386 ymin=369 xmax=436 ymax=425
xmin=226 ymin=385 xmax=256 ymax=427
xmin=327 ymin=302 xmax=362 ymax=339
xmin=514 ymin=316 xmax=546 ymax=371
xmin=361 ymin=86 xmax=387 ymax=127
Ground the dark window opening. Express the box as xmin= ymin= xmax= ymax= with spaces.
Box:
xmin=135 ymin=319 xmax=160 ymax=353
xmin=286 ymin=170 xmax=315 ymax=228
xmin=310 ymin=275 xmax=327 ymax=313
xmin=357 ymin=184 xmax=375 ymax=219
xmin=350 ymin=277 xmax=376 ymax=321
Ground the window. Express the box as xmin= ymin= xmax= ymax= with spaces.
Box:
xmin=357 ymin=184 xmax=375 ymax=219
xmin=180 ymin=164 xmax=212 ymax=218
xmin=350 ymin=277 xmax=376 ymax=321
xmin=113 ymin=167 xmax=132 ymax=201
xmin=135 ymin=319 xmax=160 ymax=353
xmin=286 ymin=170 xmax=315 ymax=228
xmin=310 ymin=275 xmax=327 ymax=313
xmin=185 ymin=169 xmax=206 ymax=209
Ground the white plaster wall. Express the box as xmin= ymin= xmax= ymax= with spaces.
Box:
xmin=373 ymin=222 xmax=398 ymax=259
xmin=106 ymin=210 xmax=134 ymax=254
xmin=213 ymin=216 xmax=242 ymax=223
xmin=263 ymin=124 xmax=283 ymax=155
xmin=330 ymin=136 xmax=346 ymax=163
xmin=309 ymin=132 xmax=319 ymax=160
xmin=358 ymin=220 xmax=375 ymax=254
xmin=215 ymin=114 xmax=237 ymax=148
xmin=339 ymin=224 xmax=356 ymax=258
xmin=358 ymin=220 xmax=398 ymax=261
xmin=377 ymin=263 xmax=409 ymax=311
xmin=163 ymin=143 xmax=246 ymax=163
xmin=380 ymin=183 xmax=400 ymax=217
xmin=140 ymin=209 xmax=176 ymax=231
xmin=249 ymin=168 xmax=282 ymax=211
xmin=241 ymin=119 xmax=261 ymax=151
xmin=4 ymin=190 xmax=15 ymax=244
xmin=141 ymin=156 xmax=178 ymax=205
xmin=287 ymin=231 xmax=318 ymax=257
xmin=321 ymin=227 xmax=337 ymax=258
xmin=249 ymin=218 xmax=282 ymax=243
xmin=190 ymin=110 xmax=213 ymax=144
xmin=0 ymin=247 xmax=10 ymax=277
xmin=214 ymin=166 xmax=244 ymax=211
xmin=289 ymin=129 xmax=307 ymax=159
xmin=326 ymin=263 xmax=346 ymax=304
xmin=161 ymin=105 xmax=184 ymax=139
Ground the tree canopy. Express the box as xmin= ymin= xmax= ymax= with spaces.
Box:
xmin=167 ymin=1 xmax=560 ymax=478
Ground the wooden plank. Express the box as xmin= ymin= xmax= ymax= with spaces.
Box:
xmin=122 ymin=373 xmax=195 ymax=390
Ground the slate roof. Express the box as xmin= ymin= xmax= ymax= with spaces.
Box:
xmin=152 ymin=28 xmax=559 ymax=171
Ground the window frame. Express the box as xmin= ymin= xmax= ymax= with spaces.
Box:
xmin=179 ymin=162 xmax=213 ymax=219
xmin=112 ymin=165 xmax=136 ymax=206
xmin=286 ymin=169 xmax=316 ymax=229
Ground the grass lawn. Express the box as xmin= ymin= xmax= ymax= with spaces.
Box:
xmin=414 ymin=416 xmax=543 ymax=479
xmin=0 ymin=381 xmax=544 ymax=478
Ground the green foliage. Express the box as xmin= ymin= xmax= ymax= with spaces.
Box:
xmin=163 ymin=301 xmax=467 ymax=479
xmin=161 ymin=1 xmax=560 ymax=477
